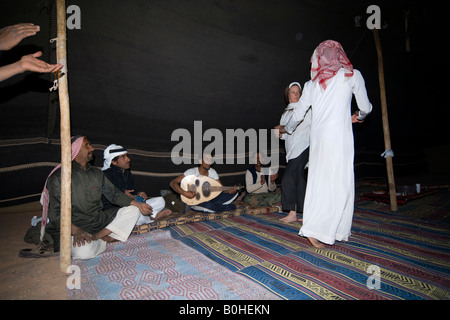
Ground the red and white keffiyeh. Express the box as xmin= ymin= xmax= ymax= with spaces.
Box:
xmin=39 ymin=135 xmax=85 ymax=241
xmin=310 ymin=40 xmax=353 ymax=91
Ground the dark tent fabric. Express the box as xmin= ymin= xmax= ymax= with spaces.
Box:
xmin=0 ymin=0 xmax=445 ymax=206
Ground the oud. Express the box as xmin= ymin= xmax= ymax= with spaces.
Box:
xmin=180 ymin=175 xmax=242 ymax=205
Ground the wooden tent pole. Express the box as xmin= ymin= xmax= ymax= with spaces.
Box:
xmin=56 ymin=0 xmax=72 ymax=272
xmin=373 ymin=29 xmax=398 ymax=211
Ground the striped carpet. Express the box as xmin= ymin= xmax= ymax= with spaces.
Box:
xmin=168 ymin=203 xmax=450 ymax=300
xmin=69 ymin=189 xmax=450 ymax=300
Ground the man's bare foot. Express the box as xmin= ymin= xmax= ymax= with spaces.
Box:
xmin=307 ymin=237 xmax=325 ymax=249
xmin=154 ymin=209 xmax=172 ymax=221
xmin=91 ymin=228 xmax=112 ymax=241
xmin=101 ymin=235 xmax=119 ymax=243
xmin=280 ymin=211 xmax=302 ymax=223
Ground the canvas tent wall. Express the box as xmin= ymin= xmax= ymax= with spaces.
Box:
xmin=0 ymin=0 xmax=442 ymax=207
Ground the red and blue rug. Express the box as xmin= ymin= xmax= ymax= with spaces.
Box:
xmin=168 ymin=209 xmax=450 ymax=300
xmin=68 ymin=189 xmax=450 ymax=300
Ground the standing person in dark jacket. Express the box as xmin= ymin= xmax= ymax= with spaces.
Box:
xmin=43 ymin=136 xmax=152 ymax=259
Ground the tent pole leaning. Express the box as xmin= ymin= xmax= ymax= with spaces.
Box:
xmin=56 ymin=0 xmax=72 ymax=273
xmin=373 ymin=29 xmax=398 ymax=211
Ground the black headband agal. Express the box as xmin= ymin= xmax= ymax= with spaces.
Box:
xmin=110 ymin=147 xmax=127 ymax=154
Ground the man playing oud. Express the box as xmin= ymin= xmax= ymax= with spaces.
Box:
xmin=170 ymin=154 xmax=239 ymax=213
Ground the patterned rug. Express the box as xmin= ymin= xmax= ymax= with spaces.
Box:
xmin=169 ymin=211 xmax=450 ymax=300
xmin=361 ymin=189 xmax=438 ymax=206
xmin=356 ymin=188 xmax=450 ymax=223
xmin=68 ymin=189 xmax=450 ymax=300
xmin=67 ymin=229 xmax=279 ymax=300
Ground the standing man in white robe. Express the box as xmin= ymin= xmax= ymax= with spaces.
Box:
xmin=275 ymin=40 xmax=372 ymax=248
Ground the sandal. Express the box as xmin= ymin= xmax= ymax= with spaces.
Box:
xmin=18 ymin=241 xmax=59 ymax=258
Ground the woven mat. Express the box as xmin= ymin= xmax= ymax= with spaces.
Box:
xmin=169 ymin=211 xmax=450 ymax=300
xmin=361 ymin=189 xmax=438 ymax=206
xmin=67 ymin=229 xmax=280 ymax=300
xmin=131 ymin=202 xmax=279 ymax=235
xmin=67 ymin=189 xmax=450 ymax=300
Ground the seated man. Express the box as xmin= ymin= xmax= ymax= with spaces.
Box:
xmin=170 ymin=154 xmax=239 ymax=213
xmin=102 ymin=144 xmax=172 ymax=225
xmin=134 ymin=191 xmax=168 ymax=225
xmin=244 ymin=152 xmax=280 ymax=206
xmin=42 ymin=136 xmax=152 ymax=260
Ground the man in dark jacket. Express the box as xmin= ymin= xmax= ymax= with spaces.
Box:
xmin=45 ymin=136 xmax=152 ymax=259
xmin=101 ymin=144 xmax=173 ymax=223
xmin=101 ymin=144 xmax=136 ymax=210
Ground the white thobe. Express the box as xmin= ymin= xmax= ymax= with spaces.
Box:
xmin=245 ymin=169 xmax=277 ymax=194
xmin=135 ymin=196 xmax=166 ymax=225
xmin=285 ymin=69 xmax=372 ymax=244
xmin=71 ymin=205 xmax=140 ymax=260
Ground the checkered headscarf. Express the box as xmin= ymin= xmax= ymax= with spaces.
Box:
xmin=310 ymin=40 xmax=353 ymax=91
xmin=39 ymin=135 xmax=85 ymax=241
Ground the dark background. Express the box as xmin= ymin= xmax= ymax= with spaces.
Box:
xmin=0 ymin=0 xmax=446 ymax=206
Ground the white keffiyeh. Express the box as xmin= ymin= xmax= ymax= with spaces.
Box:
xmin=102 ymin=144 xmax=128 ymax=171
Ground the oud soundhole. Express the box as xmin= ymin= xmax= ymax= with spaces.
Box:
xmin=202 ymin=181 xmax=211 ymax=198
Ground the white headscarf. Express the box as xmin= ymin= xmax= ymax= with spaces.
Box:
xmin=102 ymin=144 xmax=128 ymax=171
xmin=289 ymin=82 xmax=302 ymax=90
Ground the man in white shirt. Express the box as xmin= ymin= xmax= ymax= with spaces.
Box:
xmin=170 ymin=154 xmax=239 ymax=213
xmin=243 ymin=153 xmax=280 ymax=207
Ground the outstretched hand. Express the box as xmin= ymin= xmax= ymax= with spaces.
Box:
xmin=19 ymin=51 xmax=63 ymax=73
xmin=0 ymin=23 xmax=40 ymax=51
